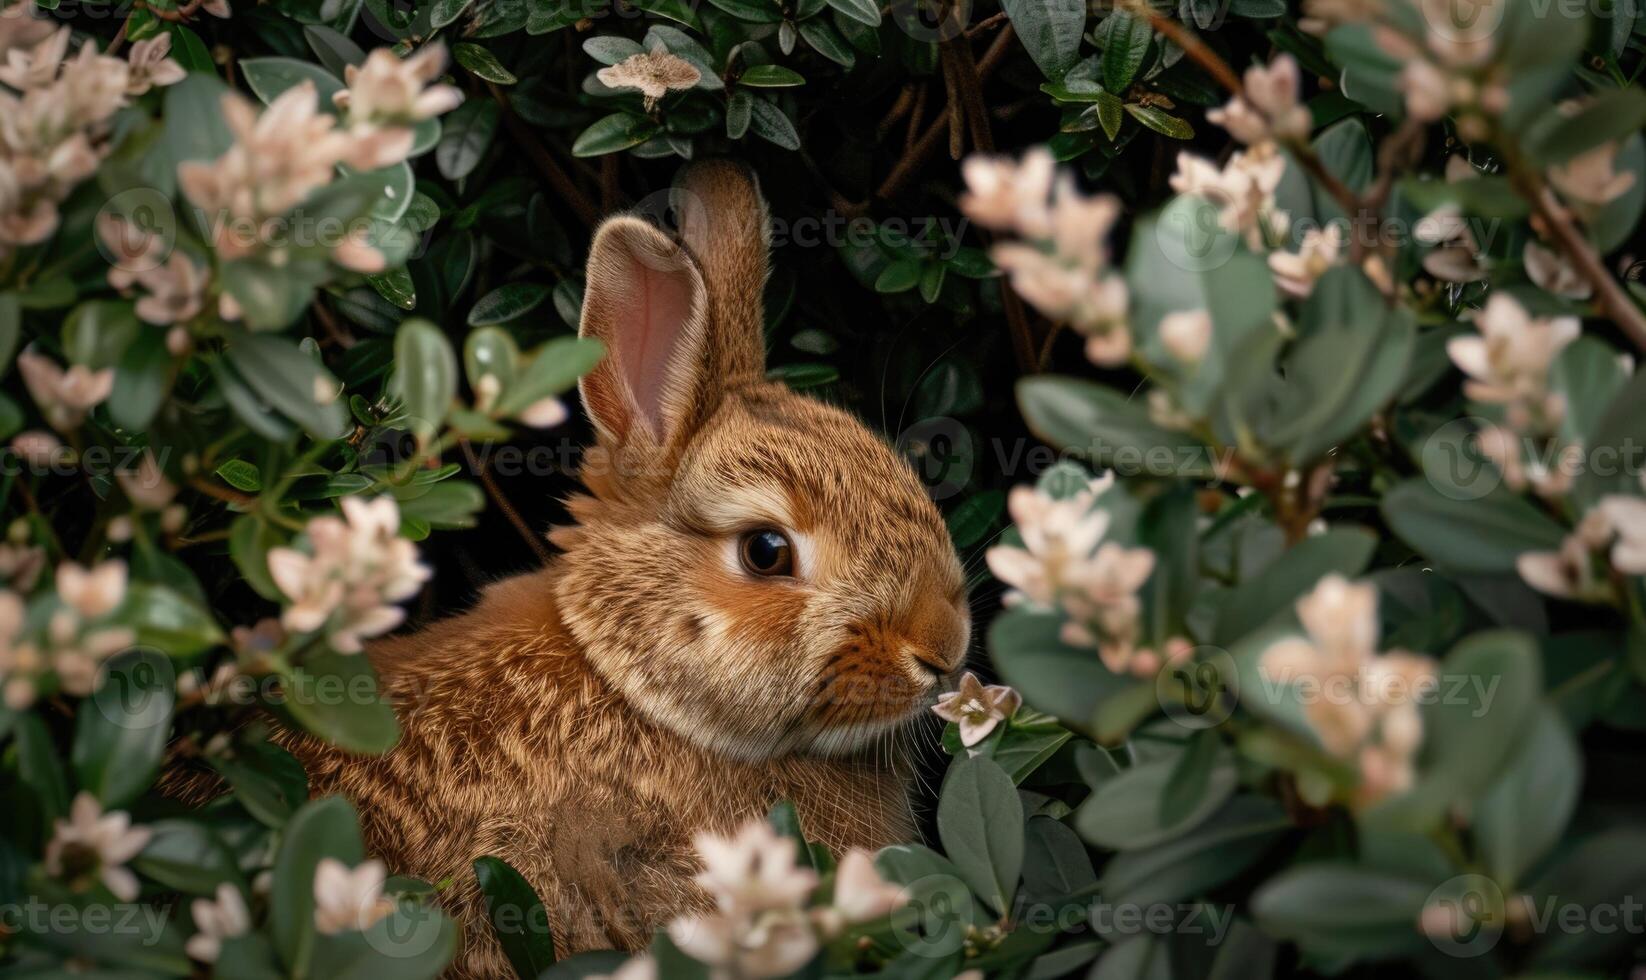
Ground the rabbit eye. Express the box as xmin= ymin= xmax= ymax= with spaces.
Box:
xmin=739 ymin=529 xmax=794 ymax=577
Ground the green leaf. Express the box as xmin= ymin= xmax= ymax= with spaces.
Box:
xmin=495 ymin=336 xmax=605 ymax=416
xmin=215 ymin=459 xmax=263 ymax=492
xmin=1473 ymin=705 xmax=1580 ymax=887
xmin=134 ymin=819 xmax=246 ymax=896
xmin=388 ymin=319 xmax=458 ymax=442
xmin=875 ymin=258 xmax=921 ymax=293
xmin=990 ymin=608 xmax=1133 ymax=725
xmin=937 ymin=755 xmax=1024 ymax=915
xmin=431 ymin=0 xmax=471 ymax=26
xmin=304 ymin=24 xmax=365 ymax=74
xmin=224 ymin=331 xmax=350 ymax=440
xmin=572 ymin=112 xmax=661 ymax=156
xmin=271 ymin=796 xmax=365 ymax=975
xmin=369 ymin=267 xmax=417 ymax=310
xmin=1123 ymin=103 xmax=1193 ymax=139
xmin=726 ymin=90 xmax=753 ymax=138
xmin=0 ymin=292 xmax=17 ymax=367
xmin=1158 ymin=730 xmax=1222 ymax=828
xmin=452 ymin=42 xmax=517 ymax=83
xmin=121 ymin=583 xmax=225 ymax=656
xmin=1102 ymin=10 xmax=1153 ymax=92
xmin=797 ymin=18 xmax=854 ymax=67
xmin=468 ymin=282 xmax=551 ymax=326
xmin=745 ymin=97 xmax=801 ymax=149
xmin=280 ymin=649 xmax=400 ymax=754
xmin=1000 ymin=0 xmax=1084 ymax=80
xmin=1363 ymin=631 xmax=1541 ymax=833
xmin=230 ymin=516 xmax=284 ymax=601
xmin=71 ymin=649 xmax=175 ymax=809
xmin=14 ymin=712 xmax=69 ymax=821
xmin=241 ymin=56 xmax=343 ymax=108
xmin=437 ymin=99 xmax=501 ymax=180
xmin=946 ymin=490 xmax=1005 ymax=549
xmin=220 ymin=258 xmax=330 ymax=332
xmin=1075 ymin=752 xmax=1237 ymax=851
xmin=1102 ymin=795 xmax=1291 ymax=910
xmin=1525 ymin=86 xmax=1646 ymax=166
xmin=739 ymin=63 xmax=805 ymax=87
xmin=474 ymin=856 xmax=557 ymax=979
xmin=703 ymin=0 xmax=781 ymax=21
xmin=1251 ymin=863 xmax=1433 ymax=960
xmin=1381 ymin=479 xmax=1567 ymax=575
xmin=824 ymin=0 xmax=879 ymax=27
xmin=109 ymin=326 xmax=172 ymax=431
xmin=164 ymin=72 xmax=235 ymax=166
xmin=1212 ymin=528 xmax=1377 ymax=646
xmin=64 ymin=299 xmax=138 ymax=370
xmin=1017 ymin=376 xmax=1220 ymax=478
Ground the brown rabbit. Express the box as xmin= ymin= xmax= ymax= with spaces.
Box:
xmin=282 ymin=161 xmax=971 ymax=977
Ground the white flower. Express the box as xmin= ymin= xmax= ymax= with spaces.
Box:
xmin=314 ymin=857 xmax=394 ymax=934
xmin=267 ymin=496 xmax=430 ymax=653
xmin=1517 ymin=509 xmax=1615 ymax=601
xmin=1523 ymin=241 xmax=1590 ymax=300
xmin=1159 ymin=309 xmax=1213 ymax=364
xmin=668 ymin=820 xmax=821 ymax=978
xmin=989 ymin=243 xmax=1129 ymax=341
xmin=1208 ymin=55 xmax=1309 ymax=144
xmin=1598 ymin=492 xmax=1646 ymax=575
xmin=960 ymin=148 xmax=1055 ymax=235
xmin=0 ymin=23 xmax=69 ymax=90
xmin=1549 ymin=139 xmax=1635 ymax=209
xmin=44 ymin=792 xmax=152 ymax=901
xmin=986 ymin=481 xmax=1113 ymax=609
xmin=0 ymin=589 xmax=42 ymax=709
xmin=596 ymin=45 xmax=701 ymax=111
xmin=930 ymin=671 xmax=1021 ymax=747
xmin=1259 ymin=575 xmax=1436 ymax=806
xmin=124 ymin=34 xmax=185 ymax=95
xmin=56 ymin=559 xmax=127 ymax=619
xmin=11 ymin=429 xmax=65 ymax=470
xmin=99 ymin=212 xmax=208 ymax=325
xmin=1446 ymin=293 xmax=1577 ymax=429
xmin=186 ymin=883 xmax=250 ymax=962
xmin=517 ymin=396 xmax=569 ymax=428
xmin=826 ymin=849 xmax=906 ymax=926
xmin=15 ymin=348 xmax=115 ymax=432
xmin=115 ymin=451 xmax=178 ymax=511
xmin=1268 ymin=224 xmax=1344 ymax=298
xmin=1169 ymin=147 xmax=1289 ymax=250
xmin=334 ymin=44 xmax=463 ymax=124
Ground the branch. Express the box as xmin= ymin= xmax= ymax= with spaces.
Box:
xmin=1516 ymin=175 xmax=1646 ymax=352
xmin=460 ymin=438 xmax=554 ymax=564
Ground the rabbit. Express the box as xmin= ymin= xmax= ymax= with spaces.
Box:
xmin=279 ymin=160 xmax=974 ymax=977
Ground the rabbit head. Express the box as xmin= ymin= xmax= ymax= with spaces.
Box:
xmin=554 ymin=161 xmax=970 ymax=762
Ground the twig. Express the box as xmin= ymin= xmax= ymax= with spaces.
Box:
xmin=872 ymin=24 xmax=1015 ymax=205
xmin=460 ymin=439 xmax=554 ymax=564
xmin=485 ymin=81 xmax=600 ymax=228
xmin=964 ymin=10 xmax=1009 ymax=38
xmin=1517 ymin=176 xmax=1646 ymax=352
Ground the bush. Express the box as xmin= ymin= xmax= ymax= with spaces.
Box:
xmin=2 ymin=0 xmax=1645 ymax=976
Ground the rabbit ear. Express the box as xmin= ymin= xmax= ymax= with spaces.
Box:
xmin=673 ymin=160 xmax=769 ymax=384
xmin=577 ymin=216 xmax=712 ymax=450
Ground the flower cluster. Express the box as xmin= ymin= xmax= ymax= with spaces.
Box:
xmin=1518 ymin=475 xmax=1646 ymax=602
xmin=177 ymin=44 xmax=461 ymax=278
xmin=985 ymin=476 xmax=1162 ymax=676
xmin=14 ymin=348 xmax=115 ymax=433
xmin=959 ymin=149 xmax=1131 ymax=365
xmin=314 ymin=857 xmax=395 ymax=934
xmin=0 ymin=24 xmax=182 ymax=256
xmin=266 ymin=496 xmax=430 ymax=654
xmin=1259 ymin=575 xmax=1437 ymax=806
xmin=665 ymin=819 xmax=905 ymax=978
xmin=0 ymin=559 xmax=133 ymax=709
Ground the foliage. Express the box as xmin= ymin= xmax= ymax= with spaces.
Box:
xmin=2 ymin=0 xmax=1646 ymax=975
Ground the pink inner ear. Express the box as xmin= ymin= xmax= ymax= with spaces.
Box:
xmin=618 ymin=260 xmax=696 ymax=443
